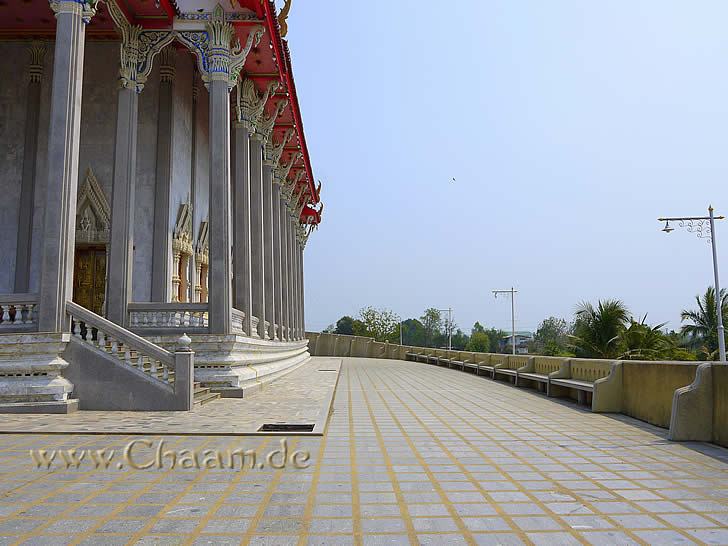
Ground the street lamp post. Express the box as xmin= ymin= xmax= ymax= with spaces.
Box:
xmin=658 ymin=206 xmax=726 ymax=363
xmin=493 ymin=288 xmax=518 ymax=355
xmin=437 ymin=308 xmax=453 ymax=351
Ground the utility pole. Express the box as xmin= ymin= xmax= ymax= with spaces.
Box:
xmin=437 ymin=308 xmax=453 ymax=351
xmin=493 ymin=288 xmax=518 ymax=355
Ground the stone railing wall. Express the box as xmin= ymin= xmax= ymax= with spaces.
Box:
xmin=128 ymin=302 xmax=209 ymax=334
xmin=307 ymin=331 xmax=728 ymax=448
xmin=0 ymin=294 xmax=38 ymax=332
xmin=69 ymin=301 xmax=194 ymax=410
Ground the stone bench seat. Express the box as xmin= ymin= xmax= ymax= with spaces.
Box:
xmin=550 ymin=377 xmax=594 ymax=392
xmin=518 ymin=371 xmax=549 ymax=384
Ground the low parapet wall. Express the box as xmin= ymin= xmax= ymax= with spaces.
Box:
xmin=307 ymin=331 xmax=728 ymax=448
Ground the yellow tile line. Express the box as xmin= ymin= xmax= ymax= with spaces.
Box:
xmin=67 ymin=435 xmax=196 ymax=545
xmin=296 ymin=369 xmax=334 ymax=545
xmin=356 ymin=364 xmax=418 ymax=545
xmin=9 ymin=433 xmax=153 ymax=545
xmin=347 ymin=363 xmax=363 ymax=546
xmin=239 ymin=437 xmax=299 ymax=546
xmin=178 ymin=437 xmax=271 ymax=546
xmin=385 ymin=364 xmax=588 ymax=545
xmin=394 ymin=363 xmax=703 ymax=544
xmin=359 ymin=364 xmax=478 ymax=546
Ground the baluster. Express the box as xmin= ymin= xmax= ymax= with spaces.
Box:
xmin=124 ymin=346 xmax=132 ymax=366
xmin=162 ymin=364 xmax=169 ymax=382
xmin=174 ymin=311 xmax=181 ymax=328
xmin=137 ymin=354 xmax=143 ymax=369
xmin=111 ymin=339 xmax=118 ymax=355
xmin=1 ymin=305 xmax=10 ymax=324
xmin=97 ymin=330 xmax=105 ymax=350
xmin=86 ymin=325 xmax=94 ymax=344
xmin=150 ymin=359 xmax=158 ymax=377
xmin=72 ymin=318 xmax=80 ymax=337
xmin=150 ymin=312 xmax=158 ymax=328
xmin=29 ymin=304 xmax=37 ymax=324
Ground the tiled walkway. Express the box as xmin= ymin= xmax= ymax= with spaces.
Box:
xmin=0 ymin=357 xmax=727 ymax=545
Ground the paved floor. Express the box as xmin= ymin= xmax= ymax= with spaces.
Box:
xmin=0 ymin=357 xmax=727 ymax=545
xmin=0 ymin=358 xmax=340 ymax=435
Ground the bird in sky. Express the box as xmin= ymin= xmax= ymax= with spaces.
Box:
xmin=451 ymin=177 xmax=456 ymax=183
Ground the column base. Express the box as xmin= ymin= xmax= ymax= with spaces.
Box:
xmin=142 ymin=334 xmax=310 ymax=395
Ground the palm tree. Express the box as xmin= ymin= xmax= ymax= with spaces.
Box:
xmin=681 ymin=287 xmax=728 ymax=360
xmin=619 ymin=315 xmax=670 ymax=360
xmin=569 ymin=299 xmax=630 ymax=358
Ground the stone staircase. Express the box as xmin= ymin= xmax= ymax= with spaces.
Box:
xmin=193 ymin=382 xmax=220 ymax=406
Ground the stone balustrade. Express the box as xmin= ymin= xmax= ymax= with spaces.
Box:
xmin=70 ymin=301 xmax=178 ymax=388
xmin=0 ymin=294 xmax=38 ymax=332
xmin=128 ymin=302 xmax=209 ymax=334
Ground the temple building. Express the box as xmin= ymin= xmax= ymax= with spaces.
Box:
xmin=0 ymin=0 xmax=323 ymax=412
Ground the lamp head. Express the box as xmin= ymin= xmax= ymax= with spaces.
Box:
xmin=662 ymin=220 xmax=674 ymax=233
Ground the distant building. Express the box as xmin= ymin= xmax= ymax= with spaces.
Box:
xmin=500 ymin=332 xmax=534 ymax=354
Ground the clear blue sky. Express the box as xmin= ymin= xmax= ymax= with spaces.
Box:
xmin=284 ymin=1 xmax=728 ymax=334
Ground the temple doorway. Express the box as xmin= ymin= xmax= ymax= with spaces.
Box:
xmin=72 ymin=247 xmax=106 ymax=314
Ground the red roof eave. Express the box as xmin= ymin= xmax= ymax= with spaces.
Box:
xmin=262 ymin=0 xmax=319 ymax=210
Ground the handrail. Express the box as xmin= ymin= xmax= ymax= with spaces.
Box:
xmin=128 ymin=302 xmax=208 ymax=311
xmin=0 ymin=293 xmax=38 ymax=304
xmin=67 ymin=301 xmax=173 ymax=365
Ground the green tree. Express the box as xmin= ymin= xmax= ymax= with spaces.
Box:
xmin=420 ymin=308 xmax=443 ymax=347
xmin=466 ymin=331 xmax=491 ymax=352
xmin=358 ymin=307 xmax=401 ymax=342
xmin=569 ymin=299 xmax=630 ymax=358
xmin=334 ymin=316 xmax=355 ymax=335
xmin=472 ymin=322 xmax=486 ymax=335
xmin=401 ymin=318 xmax=425 ymax=346
xmin=530 ymin=317 xmax=572 ymax=355
xmin=485 ymin=328 xmax=508 ymax=352
xmin=681 ymin=287 xmax=728 ymax=360
xmin=618 ymin=315 xmax=670 ymax=360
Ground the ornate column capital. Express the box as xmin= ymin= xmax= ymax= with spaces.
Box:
xmin=264 ymin=129 xmax=294 ymax=170
xmin=177 ymin=5 xmax=262 ymax=89
xmin=256 ymin=98 xmax=288 ymax=143
xmin=49 ymin=0 xmax=96 ymax=24
xmin=26 ymin=41 xmax=47 ymax=83
xmin=235 ymin=78 xmax=278 ymax=131
xmin=274 ymin=151 xmax=301 ymax=185
xmin=106 ymin=0 xmax=175 ymax=92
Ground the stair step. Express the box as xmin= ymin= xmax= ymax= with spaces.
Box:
xmin=193 ymin=391 xmax=221 ymax=406
xmin=194 ymin=386 xmax=210 ymax=396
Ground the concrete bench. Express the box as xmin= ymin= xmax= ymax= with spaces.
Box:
xmin=517 ymin=356 xmax=567 ymax=394
xmin=548 ymin=359 xmax=616 ymax=405
xmin=474 ymin=353 xmax=497 ymax=377
xmin=494 ymin=355 xmax=530 ymax=384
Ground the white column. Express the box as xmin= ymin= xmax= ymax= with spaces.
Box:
xmin=206 ymin=75 xmax=233 ymax=334
xmin=249 ymin=134 xmax=266 ymax=338
xmin=233 ymin=122 xmax=253 ymax=335
xmin=272 ymin=180 xmax=283 ymax=341
xmin=150 ymin=48 xmax=175 ymax=302
xmin=279 ymin=190 xmax=289 ymax=340
xmin=38 ymin=0 xmax=95 ymax=332
xmin=15 ymin=42 xmax=46 ymax=294
xmin=262 ymin=162 xmax=276 ymax=340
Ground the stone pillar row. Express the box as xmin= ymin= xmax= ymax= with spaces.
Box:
xmin=36 ymin=0 xmax=307 ymax=341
